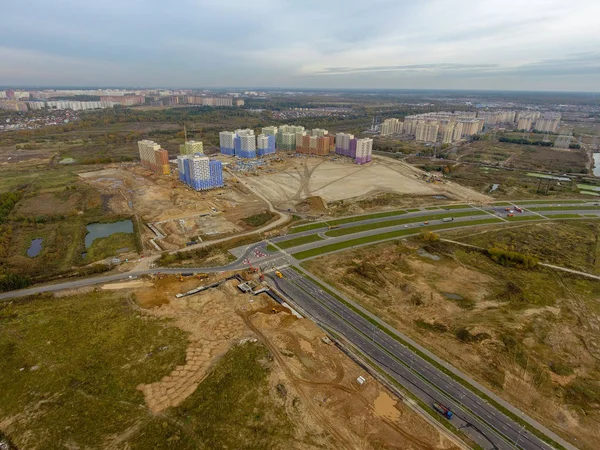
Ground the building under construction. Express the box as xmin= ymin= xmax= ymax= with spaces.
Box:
xmin=176 ymin=140 xmax=223 ymax=191
xmin=138 ymin=140 xmax=170 ymax=175
xmin=334 ymin=133 xmax=372 ymax=164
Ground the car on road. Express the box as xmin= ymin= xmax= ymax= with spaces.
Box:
xmin=514 ymin=207 xmax=523 ymax=213
xmin=423 ymin=221 xmax=429 ymax=225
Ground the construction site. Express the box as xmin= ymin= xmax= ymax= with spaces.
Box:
xmin=110 ymin=272 xmax=462 ymax=449
xmin=78 ymin=149 xmax=487 ymax=254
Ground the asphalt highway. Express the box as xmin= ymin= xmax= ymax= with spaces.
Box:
xmin=271 ymin=267 xmax=556 ymax=450
xmin=0 ymin=199 xmax=594 ymax=450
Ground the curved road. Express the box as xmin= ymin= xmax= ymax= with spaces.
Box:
xmin=1 ymin=199 xmax=595 ymax=450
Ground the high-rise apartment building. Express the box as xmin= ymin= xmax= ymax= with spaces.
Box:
xmin=177 ymin=154 xmax=223 ymax=191
xmin=235 ymin=134 xmax=257 ymax=158
xmin=138 ymin=140 xmax=170 ymax=175
xmin=534 ymin=114 xmax=561 ymax=133
xmin=262 ymin=126 xmax=278 ymax=136
xmin=179 ymin=140 xmax=203 ymax=155
xmin=311 ymin=128 xmax=328 ymax=137
xmin=457 ymin=119 xmax=484 ymax=137
xmin=380 ymin=118 xmax=403 ymax=136
xmin=256 ymin=134 xmax=276 ymax=156
xmin=219 ymin=131 xmax=236 ymax=155
xmin=335 ymin=133 xmax=354 ymax=156
xmin=276 ymin=125 xmax=305 ymax=150
xmin=517 ymin=117 xmax=533 ymax=131
xmin=415 ymin=121 xmax=439 ymax=143
xmin=355 ymin=138 xmax=373 ymax=164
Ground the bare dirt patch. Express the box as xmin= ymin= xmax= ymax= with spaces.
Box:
xmin=131 ymin=274 xmax=460 ymax=449
xmin=78 ymin=165 xmax=267 ymax=251
xmin=305 ymin=240 xmax=600 ymax=449
xmin=244 ymin=156 xmax=489 ymax=212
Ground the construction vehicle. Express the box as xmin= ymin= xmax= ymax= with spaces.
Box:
xmin=275 ymin=270 xmax=283 ymax=278
xmin=433 ymin=401 xmax=453 ymax=419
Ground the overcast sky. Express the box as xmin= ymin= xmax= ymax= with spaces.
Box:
xmin=1 ymin=0 xmax=599 ymax=91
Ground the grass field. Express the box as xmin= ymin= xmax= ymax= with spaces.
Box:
xmin=0 ymin=291 xmax=188 ymax=448
xmin=242 ymin=211 xmax=277 ymax=227
xmin=444 ymin=204 xmax=471 ymax=209
xmin=0 ymin=291 xmax=300 ymax=449
xmin=505 ymin=215 xmax=543 ymax=221
xmin=84 ymin=232 xmax=137 ymax=261
xmin=293 ymin=218 xmax=502 ymax=259
xmin=530 ymin=206 xmax=600 ymax=211
xmin=448 ymin=219 xmax=600 ymax=275
xmin=290 ymin=210 xmax=407 ymax=233
xmin=129 ymin=342 xmax=295 ymax=450
xmin=303 ymin=231 xmax=600 ymax=449
xmin=325 ymin=210 xmax=488 ymax=237
xmin=266 ymin=234 xmax=323 ymax=251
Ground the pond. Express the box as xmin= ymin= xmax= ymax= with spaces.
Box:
xmin=85 ymin=220 xmax=133 ymax=248
xmin=27 ymin=238 xmax=43 ymax=257
xmin=441 ymin=292 xmax=464 ymax=300
xmin=593 ymin=153 xmax=600 ymax=177
xmin=489 ymin=184 xmax=499 ymax=193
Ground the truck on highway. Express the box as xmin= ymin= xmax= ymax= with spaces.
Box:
xmin=514 ymin=206 xmax=523 ymax=213
xmin=433 ymin=401 xmax=453 ymax=419
xmin=442 ymin=217 xmax=454 ymax=222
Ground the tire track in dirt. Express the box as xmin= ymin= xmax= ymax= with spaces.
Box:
xmin=240 ymin=310 xmax=357 ymax=450
xmin=243 ymin=311 xmax=447 ymax=450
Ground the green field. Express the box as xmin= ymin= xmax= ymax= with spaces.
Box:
xmin=266 ymin=234 xmax=324 ymax=251
xmin=325 ymin=210 xmax=488 ymax=237
xmin=290 ymin=210 xmax=407 ymax=233
xmin=0 ymin=292 xmax=188 ymax=448
xmin=530 ymin=206 xmax=600 ymax=211
xmin=506 ymin=216 xmax=544 ymax=222
xmin=520 ymin=200 xmax=586 ymax=205
xmin=293 ymin=218 xmax=502 ymax=259
xmin=444 ymin=204 xmax=472 ymax=209
xmin=0 ymin=291 xmax=298 ymax=449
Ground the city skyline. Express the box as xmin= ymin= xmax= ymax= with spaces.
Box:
xmin=1 ymin=0 xmax=599 ymax=91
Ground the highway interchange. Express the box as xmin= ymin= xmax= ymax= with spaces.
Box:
xmin=1 ymin=199 xmax=598 ymax=449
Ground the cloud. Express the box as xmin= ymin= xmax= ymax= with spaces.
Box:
xmin=0 ymin=0 xmax=599 ymax=90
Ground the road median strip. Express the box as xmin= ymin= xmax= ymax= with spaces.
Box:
xmin=292 ymin=218 xmax=501 ymax=260
xmin=325 ymin=211 xmax=488 ymax=237
xmin=290 ymin=210 xmax=408 ymax=233
xmin=291 ymin=267 xmax=566 ymax=450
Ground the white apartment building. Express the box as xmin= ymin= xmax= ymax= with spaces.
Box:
xmin=415 ymin=121 xmax=439 ymax=143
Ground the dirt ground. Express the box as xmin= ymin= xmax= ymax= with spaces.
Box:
xmin=242 ymin=155 xmax=489 ymax=211
xmin=132 ymin=274 xmax=460 ymax=450
xmin=305 ymin=241 xmax=600 ymax=449
xmin=78 ymin=165 xmax=267 ymax=250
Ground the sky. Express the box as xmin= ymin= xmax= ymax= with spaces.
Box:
xmin=1 ymin=0 xmax=600 ymax=91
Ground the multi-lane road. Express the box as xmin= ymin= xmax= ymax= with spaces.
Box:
xmin=1 ymin=199 xmax=596 ymax=449
xmin=270 ymin=267 xmax=566 ymax=450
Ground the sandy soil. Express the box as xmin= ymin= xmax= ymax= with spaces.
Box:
xmin=243 ymin=156 xmax=489 ymax=211
xmin=78 ymin=165 xmax=267 ymax=251
xmin=101 ymin=280 xmax=153 ymax=290
xmin=305 ymin=242 xmax=600 ymax=450
xmin=132 ymin=274 xmax=460 ymax=450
